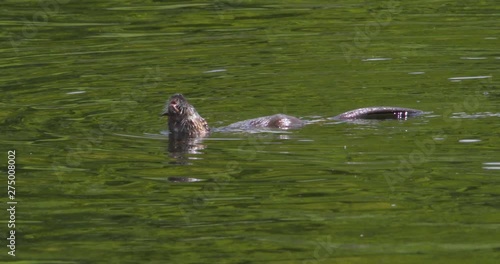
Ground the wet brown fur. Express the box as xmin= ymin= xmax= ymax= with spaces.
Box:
xmin=162 ymin=94 xmax=209 ymax=138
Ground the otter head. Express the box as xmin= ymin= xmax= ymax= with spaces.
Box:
xmin=162 ymin=94 xmax=191 ymax=119
xmin=162 ymin=94 xmax=209 ymax=137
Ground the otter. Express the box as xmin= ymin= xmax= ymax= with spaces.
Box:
xmin=161 ymin=94 xmax=210 ymax=138
xmin=161 ymin=93 xmax=423 ymax=138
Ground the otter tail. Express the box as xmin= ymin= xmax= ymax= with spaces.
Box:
xmin=333 ymin=106 xmax=423 ymax=120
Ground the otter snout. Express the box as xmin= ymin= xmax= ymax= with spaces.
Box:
xmin=169 ymin=100 xmax=181 ymax=114
xmin=161 ymin=94 xmax=187 ymax=116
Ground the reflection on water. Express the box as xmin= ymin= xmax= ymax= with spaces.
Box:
xmin=1 ymin=0 xmax=499 ymax=263
xmin=167 ymin=134 xmax=207 ymax=162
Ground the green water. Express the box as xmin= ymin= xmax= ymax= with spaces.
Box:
xmin=1 ymin=0 xmax=499 ymax=263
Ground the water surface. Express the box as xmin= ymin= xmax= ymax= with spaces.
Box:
xmin=1 ymin=0 xmax=499 ymax=263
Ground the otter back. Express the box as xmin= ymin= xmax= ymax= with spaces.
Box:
xmin=224 ymin=114 xmax=305 ymax=130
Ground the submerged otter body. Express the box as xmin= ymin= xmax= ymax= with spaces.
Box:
xmin=224 ymin=114 xmax=305 ymax=130
xmin=162 ymin=94 xmax=423 ymax=138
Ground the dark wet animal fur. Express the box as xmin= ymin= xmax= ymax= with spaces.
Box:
xmin=162 ymin=94 xmax=209 ymax=138
xmin=224 ymin=114 xmax=305 ymax=130
xmin=333 ymin=106 xmax=423 ymax=120
xmin=162 ymin=94 xmax=423 ymax=138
